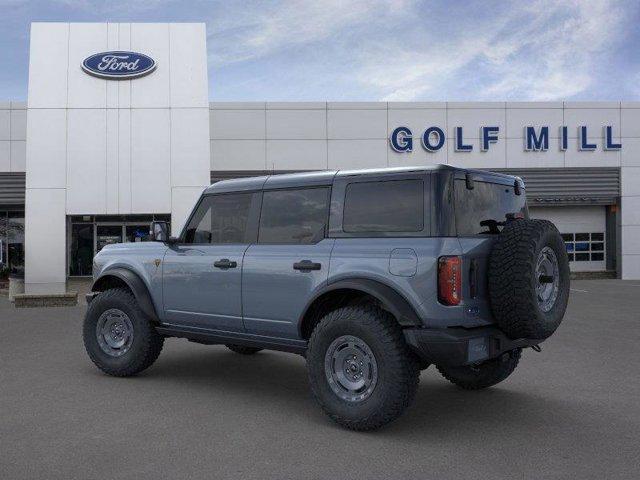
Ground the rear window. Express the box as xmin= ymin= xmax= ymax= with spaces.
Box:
xmin=454 ymin=180 xmax=527 ymax=235
xmin=343 ymin=180 xmax=424 ymax=233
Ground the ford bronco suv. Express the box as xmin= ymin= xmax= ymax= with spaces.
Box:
xmin=83 ymin=165 xmax=570 ymax=430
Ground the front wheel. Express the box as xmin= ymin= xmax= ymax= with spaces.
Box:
xmin=83 ymin=288 xmax=164 ymax=377
xmin=307 ymin=304 xmax=419 ymax=431
xmin=436 ymin=348 xmax=522 ymax=390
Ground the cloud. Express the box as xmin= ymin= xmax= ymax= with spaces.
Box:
xmin=359 ymin=0 xmax=628 ymax=101
xmin=479 ymin=0 xmax=626 ymax=100
xmin=207 ymin=0 xmax=635 ymax=101
xmin=207 ymin=0 xmax=413 ymax=66
xmin=1 ymin=0 xmax=635 ymax=101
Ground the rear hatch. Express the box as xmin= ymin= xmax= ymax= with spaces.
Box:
xmin=453 ymin=170 xmax=528 ymax=325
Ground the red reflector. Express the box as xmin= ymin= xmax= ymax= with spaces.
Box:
xmin=438 ymin=256 xmax=462 ymax=306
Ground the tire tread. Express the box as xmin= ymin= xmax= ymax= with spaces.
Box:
xmin=83 ymin=288 xmax=164 ymax=377
xmin=488 ymin=219 xmax=568 ymax=340
xmin=307 ymin=303 xmax=419 ymax=431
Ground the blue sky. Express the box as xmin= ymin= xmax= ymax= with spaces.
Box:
xmin=1 ymin=0 xmax=639 ymax=101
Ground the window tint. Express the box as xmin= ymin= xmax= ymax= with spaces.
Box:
xmin=259 ymin=188 xmax=329 ymax=244
xmin=343 ymin=180 xmax=424 ymax=233
xmin=184 ymin=193 xmax=253 ymax=244
xmin=454 ymin=180 xmax=528 ymax=236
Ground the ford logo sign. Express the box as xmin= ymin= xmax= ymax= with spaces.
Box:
xmin=82 ymin=51 xmax=156 ymax=80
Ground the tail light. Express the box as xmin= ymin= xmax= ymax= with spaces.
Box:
xmin=438 ymin=256 xmax=462 ymax=306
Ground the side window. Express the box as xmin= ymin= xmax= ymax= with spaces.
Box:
xmin=184 ymin=193 xmax=253 ymax=244
xmin=343 ymin=179 xmax=424 ymax=233
xmin=259 ymin=188 xmax=330 ymax=244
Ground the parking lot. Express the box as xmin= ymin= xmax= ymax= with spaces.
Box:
xmin=1 ymin=279 xmax=639 ymax=480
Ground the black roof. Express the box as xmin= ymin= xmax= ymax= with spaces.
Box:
xmin=204 ymin=164 xmax=522 ymax=194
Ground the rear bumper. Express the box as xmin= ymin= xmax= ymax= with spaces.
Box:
xmin=403 ymin=325 xmax=540 ymax=367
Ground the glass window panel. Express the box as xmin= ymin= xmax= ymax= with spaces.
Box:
xmin=96 ymin=215 xmax=125 ymax=222
xmin=591 ymin=232 xmax=604 ymax=241
xmin=7 ymin=212 xmax=24 ymax=274
xmin=575 ymin=242 xmax=589 ymax=251
xmin=575 ymin=233 xmax=589 ymax=241
xmin=0 ymin=212 xmax=7 ymax=276
xmin=96 ymin=225 xmax=122 ymax=253
xmin=567 ymin=253 xmax=575 ymax=262
xmin=184 ymin=193 xmax=253 ymax=244
xmin=561 ymin=233 xmax=574 ymax=241
xmin=454 ymin=180 xmax=527 ymax=235
xmin=70 ymin=224 xmax=95 ymax=276
xmin=344 ymin=180 xmax=424 ymax=233
xmin=259 ymin=188 xmax=329 ymax=244
xmin=123 ymin=215 xmax=154 ymax=223
xmin=575 ymin=253 xmax=590 ymax=261
xmin=70 ymin=215 xmax=94 ymax=223
xmin=591 ymin=252 xmax=604 ymax=261
xmin=125 ymin=225 xmax=151 ymax=243
xmin=565 ymin=243 xmax=574 ymax=252
xmin=591 ymin=242 xmax=604 ymax=251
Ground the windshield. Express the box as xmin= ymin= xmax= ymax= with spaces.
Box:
xmin=454 ymin=179 xmax=528 ymax=235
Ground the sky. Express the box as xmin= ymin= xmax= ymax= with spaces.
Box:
xmin=0 ymin=0 xmax=639 ymax=102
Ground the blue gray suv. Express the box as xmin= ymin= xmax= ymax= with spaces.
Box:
xmin=83 ymin=165 xmax=570 ymax=430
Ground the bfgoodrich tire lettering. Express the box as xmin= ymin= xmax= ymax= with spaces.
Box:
xmin=83 ymin=288 xmax=164 ymax=377
xmin=489 ymin=219 xmax=570 ymax=340
xmin=307 ymin=304 xmax=419 ymax=431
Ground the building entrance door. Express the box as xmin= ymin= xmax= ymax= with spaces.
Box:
xmin=69 ymin=224 xmax=94 ymax=276
xmin=68 ymin=215 xmax=170 ymax=277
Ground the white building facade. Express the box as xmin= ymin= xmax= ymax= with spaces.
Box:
xmin=0 ymin=22 xmax=639 ymax=293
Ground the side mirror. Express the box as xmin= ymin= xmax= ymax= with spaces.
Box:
xmin=150 ymin=221 xmax=170 ymax=242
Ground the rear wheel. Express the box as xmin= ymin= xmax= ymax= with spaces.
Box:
xmin=83 ymin=288 xmax=164 ymax=377
xmin=225 ymin=344 xmax=262 ymax=355
xmin=437 ymin=348 xmax=522 ymax=390
xmin=307 ymin=304 xmax=419 ymax=431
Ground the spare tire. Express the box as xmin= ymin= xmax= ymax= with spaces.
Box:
xmin=488 ymin=219 xmax=570 ymax=340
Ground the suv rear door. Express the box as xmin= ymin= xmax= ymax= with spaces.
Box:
xmin=242 ymin=186 xmax=334 ymax=339
xmin=162 ymin=192 xmax=260 ymax=332
xmin=452 ymin=172 xmax=528 ymax=323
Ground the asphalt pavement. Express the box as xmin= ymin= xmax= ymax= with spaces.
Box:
xmin=1 ymin=279 xmax=639 ymax=479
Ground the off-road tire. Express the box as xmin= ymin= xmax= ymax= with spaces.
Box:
xmin=225 ymin=344 xmax=262 ymax=355
xmin=437 ymin=348 xmax=522 ymax=390
xmin=307 ymin=304 xmax=420 ymax=431
xmin=83 ymin=288 xmax=164 ymax=377
xmin=489 ymin=219 xmax=570 ymax=340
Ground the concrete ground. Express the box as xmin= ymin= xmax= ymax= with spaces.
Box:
xmin=1 ymin=280 xmax=639 ymax=480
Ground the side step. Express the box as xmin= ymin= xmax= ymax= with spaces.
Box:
xmin=155 ymin=325 xmax=307 ymax=355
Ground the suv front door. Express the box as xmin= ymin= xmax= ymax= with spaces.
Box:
xmin=162 ymin=192 xmax=259 ymax=332
xmin=242 ymin=187 xmax=334 ymax=340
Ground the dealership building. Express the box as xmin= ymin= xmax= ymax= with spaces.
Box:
xmin=1 ymin=22 xmax=640 ymax=295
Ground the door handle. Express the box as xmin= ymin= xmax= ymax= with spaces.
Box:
xmin=214 ymin=258 xmax=237 ymax=269
xmin=293 ymin=260 xmax=321 ymax=271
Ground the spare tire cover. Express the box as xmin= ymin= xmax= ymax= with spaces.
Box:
xmin=488 ymin=219 xmax=570 ymax=340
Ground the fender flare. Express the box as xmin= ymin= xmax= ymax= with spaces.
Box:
xmin=300 ymin=278 xmax=422 ymax=328
xmin=92 ymin=267 xmax=159 ymax=322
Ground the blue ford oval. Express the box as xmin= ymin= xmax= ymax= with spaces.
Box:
xmin=82 ymin=51 xmax=156 ymax=79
